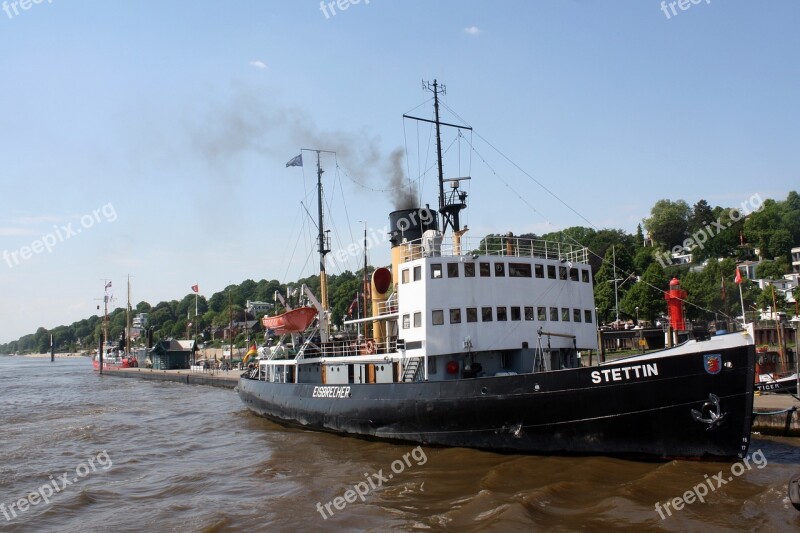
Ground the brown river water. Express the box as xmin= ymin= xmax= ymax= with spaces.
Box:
xmin=1 ymin=356 xmax=799 ymax=532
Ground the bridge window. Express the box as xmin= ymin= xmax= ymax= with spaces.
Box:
xmin=414 ymin=312 xmax=422 ymax=327
xmin=430 ymin=264 xmax=442 ymax=279
xmin=447 ymin=263 xmax=459 ymax=278
xmin=482 ymin=307 xmax=493 ymax=322
xmin=573 ymin=309 xmax=582 ymax=322
xmin=510 ymin=306 xmax=521 ymax=321
xmin=559 ymin=266 xmax=568 ymax=280
xmin=479 ymin=262 xmax=491 ymax=277
xmin=495 ymin=263 xmax=506 ymax=277
xmin=466 ymin=307 xmax=478 ymax=322
xmin=401 ymin=269 xmax=409 ymax=284
xmin=402 ymin=314 xmax=410 ymax=329
xmin=413 ymin=266 xmax=422 ymax=281
xmin=450 ymin=308 xmax=462 ymax=324
xmin=497 ymin=307 xmax=507 ymax=321
xmin=432 ymin=310 xmax=444 ymax=326
xmin=509 ymin=263 xmax=531 ymax=277
xmin=561 ymin=308 xmax=570 ymax=321
xmin=464 ymin=263 xmax=475 ymax=277
xmin=569 ymin=268 xmax=579 ymax=281
xmin=535 ymin=264 xmax=544 ymax=278
xmin=547 ymin=265 xmax=556 ymax=279
xmin=584 ymin=309 xmax=593 ymax=323
xmin=582 ymin=270 xmax=590 ymax=283
xmin=550 ymin=307 xmax=559 ymax=321
xmin=537 ymin=306 xmax=546 ymax=321
xmin=525 ymin=306 xmax=535 ymax=321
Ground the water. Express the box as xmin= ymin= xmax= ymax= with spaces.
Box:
xmin=1 ymin=355 xmax=799 ymax=532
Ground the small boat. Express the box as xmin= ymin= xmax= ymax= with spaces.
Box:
xmin=92 ymin=346 xmax=138 ymax=370
xmin=262 ymin=307 xmax=317 ymax=334
xmin=755 ymin=373 xmax=799 ymax=394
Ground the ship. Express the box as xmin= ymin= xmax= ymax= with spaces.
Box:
xmin=238 ymin=81 xmax=755 ymax=460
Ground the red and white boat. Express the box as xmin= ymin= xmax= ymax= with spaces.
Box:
xmin=262 ymin=307 xmax=317 ymax=335
xmin=92 ymin=347 xmax=138 ymax=370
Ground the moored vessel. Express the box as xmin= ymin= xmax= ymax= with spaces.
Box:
xmin=238 ymin=81 xmax=755 ymax=459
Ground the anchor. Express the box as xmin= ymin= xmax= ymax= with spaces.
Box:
xmin=691 ymin=393 xmax=726 ymax=430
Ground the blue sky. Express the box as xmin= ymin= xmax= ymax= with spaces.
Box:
xmin=1 ymin=0 xmax=797 ymax=343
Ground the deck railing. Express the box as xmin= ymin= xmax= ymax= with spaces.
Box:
xmin=397 ymin=235 xmax=588 ymax=264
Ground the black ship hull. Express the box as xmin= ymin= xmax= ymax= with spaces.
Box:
xmin=238 ymin=343 xmax=754 ymax=460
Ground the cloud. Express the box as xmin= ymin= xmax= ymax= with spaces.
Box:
xmin=249 ymin=60 xmax=267 ymax=69
xmin=464 ymin=26 xmax=482 ymax=36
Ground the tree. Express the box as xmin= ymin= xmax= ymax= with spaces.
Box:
xmin=687 ymin=200 xmax=714 ymax=236
xmin=644 ymin=199 xmax=690 ymax=250
xmin=756 ymin=260 xmax=787 ymax=280
xmin=620 ymin=262 xmax=668 ymax=322
xmin=769 ymin=229 xmax=793 ymax=261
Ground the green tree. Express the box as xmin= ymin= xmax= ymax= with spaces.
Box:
xmin=620 ymin=262 xmax=668 ymax=323
xmin=644 ymin=199 xmax=690 ymax=250
xmin=756 ymin=260 xmax=787 ymax=280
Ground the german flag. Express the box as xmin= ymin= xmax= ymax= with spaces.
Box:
xmin=243 ymin=343 xmax=258 ymax=365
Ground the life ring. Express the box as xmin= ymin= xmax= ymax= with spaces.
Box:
xmin=365 ymin=339 xmax=376 ymax=354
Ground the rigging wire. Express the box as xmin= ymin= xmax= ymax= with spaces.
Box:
xmin=463 ymin=131 xmax=729 ymax=320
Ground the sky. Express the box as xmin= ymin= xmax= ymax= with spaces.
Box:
xmin=1 ymin=0 xmax=798 ymax=343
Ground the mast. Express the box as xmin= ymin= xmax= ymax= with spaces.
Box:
xmin=126 ymin=274 xmax=131 ymax=356
xmin=316 ymin=151 xmax=330 ymax=314
xmin=403 ymin=80 xmax=471 ymax=237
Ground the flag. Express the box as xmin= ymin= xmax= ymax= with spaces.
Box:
xmin=721 ymin=273 xmax=726 ymax=302
xmin=347 ymin=294 xmax=359 ymax=317
xmin=734 ymin=267 xmax=742 ymax=284
xmin=243 ymin=343 xmax=258 ymax=365
xmin=286 ymin=154 xmax=303 ymax=167
xmin=191 ymin=284 xmax=199 ymax=293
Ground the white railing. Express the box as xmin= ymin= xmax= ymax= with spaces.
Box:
xmin=397 ymin=236 xmax=588 ymax=264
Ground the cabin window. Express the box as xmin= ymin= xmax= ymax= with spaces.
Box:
xmin=414 ymin=312 xmax=422 ymax=327
xmin=481 ymin=307 xmax=493 ymax=322
xmin=428 ymin=357 xmax=437 ymax=375
xmin=430 ymin=264 xmax=442 ymax=279
xmin=497 ymin=307 xmax=508 ymax=321
xmin=571 ymin=309 xmax=580 ymax=322
xmin=585 ymin=309 xmax=593 ymax=323
xmin=569 ymin=268 xmax=579 ymax=281
xmin=559 ymin=266 xmax=568 ymax=280
xmin=561 ymin=308 xmax=570 ymax=322
xmin=479 ymin=262 xmax=491 ymax=277
xmin=494 ymin=263 xmax=506 ymax=277
xmin=464 ymin=263 xmax=475 ymax=277
xmin=582 ymin=269 xmax=590 ymax=283
xmin=524 ymin=306 xmax=534 ymax=321
xmin=401 ymin=269 xmax=409 ymax=284
xmin=450 ymin=308 xmax=462 ymax=324
xmin=413 ymin=266 xmax=422 ymax=281
xmin=402 ymin=314 xmax=410 ymax=329
xmin=466 ymin=307 xmax=478 ymax=322
xmin=432 ymin=310 xmax=444 ymax=326
xmin=537 ymin=306 xmax=546 ymax=321
xmin=510 ymin=306 xmax=521 ymax=321
xmin=547 ymin=265 xmax=556 ymax=279
xmin=550 ymin=307 xmax=559 ymax=321
xmin=509 ymin=263 xmax=532 ymax=277
xmin=447 ymin=263 xmax=459 ymax=278
xmin=535 ymin=264 xmax=544 ymax=278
